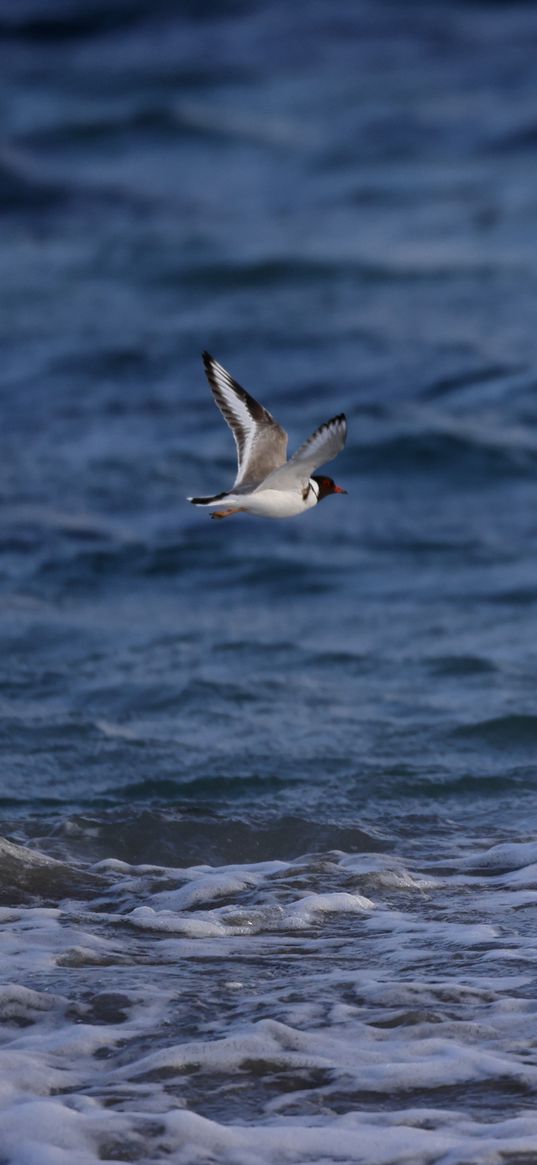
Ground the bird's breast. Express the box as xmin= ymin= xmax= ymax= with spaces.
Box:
xmin=243 ymin=487 xmax=315 ymax=519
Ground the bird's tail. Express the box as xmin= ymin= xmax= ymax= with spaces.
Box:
xmin=187 ymin=491 xmax=228 ymax=506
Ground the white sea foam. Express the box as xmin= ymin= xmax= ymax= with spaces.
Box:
xmin=127 ymin=887 xmax=373 ymax=938
xmin=1 ymin=841 xmax=537 ymax=1163
xmin=160 ymin=1109 xmax=537 ymax=1165
xmin=461 ymin=839 xmax=537 ymax=872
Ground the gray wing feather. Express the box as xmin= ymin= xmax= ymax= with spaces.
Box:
xmin=257 ymin=414 xmax=347 ymax=492
xmin=291 ymin=413 xmax=347 ymax=469
xmin=202 ymin=353 xmax=288 ymax=488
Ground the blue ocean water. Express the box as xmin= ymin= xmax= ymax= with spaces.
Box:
xmin=3 ymin=2 xmax=537 ymax=1161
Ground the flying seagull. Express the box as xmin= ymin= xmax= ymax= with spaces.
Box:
xmin=188 ymin=352 xmax=347 ymax=519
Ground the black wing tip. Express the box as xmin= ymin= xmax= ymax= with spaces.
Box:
xmin=202 ymin=350 xmax=230 ymax=394
xmin=323 ymin=413 xmax=346 ymax=430
xmin=202 ymin=351 xmax=223 ymax=394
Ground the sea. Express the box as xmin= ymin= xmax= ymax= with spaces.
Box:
xmin=3 ymin=1 xmax=537 ymax=1162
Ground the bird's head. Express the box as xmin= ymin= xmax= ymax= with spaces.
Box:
xmin=312 ymin=475 xmax=348 ymax=502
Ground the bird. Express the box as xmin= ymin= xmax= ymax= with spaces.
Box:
xmin=187 ymin=352 xmax=347 ymax=520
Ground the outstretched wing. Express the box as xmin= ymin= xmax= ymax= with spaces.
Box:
xmin=257 ymin=414 xmax=347 ymax=493
xmin=202 ymin=353 xmax=288 ymax=488
xmin=290 ymin=413 xmax=347 ymax=470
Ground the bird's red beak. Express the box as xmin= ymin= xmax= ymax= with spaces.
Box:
xmin=333 ymin=484 xmax=347 ymax=494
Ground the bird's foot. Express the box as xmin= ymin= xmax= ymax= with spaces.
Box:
xmin=210 ymin=507 xmax=243 ymax=520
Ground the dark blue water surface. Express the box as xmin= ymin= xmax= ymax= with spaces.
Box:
xmin=3 ymin=3 xmax=537 ymax=1162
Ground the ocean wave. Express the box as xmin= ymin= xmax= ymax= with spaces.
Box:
xmin=418 ymin=363 xmax=522 ymax=402
xmin=27 ymin=99 xmax=308 ymax=151
xmin=454 ymin=714 xmax=537 ymax=749
xmin=40 ymin=810 xmax=387 ymax=867
xmin=349 ymin=428 xmax=537 ymax=478
xmin=427 ymin=654 xmax=498 ymax=677
xmin=0 ymin=0 xmax=153 ymax=41
xmin=487 ymin=119 xmax=537 ymax=155
xmin=0 ymin=835 xmax=103 ymax=903
xmin=375 ymin=769 xmax=537 ymax=800
xmin=0 ymin=149 xmax=70 ymax=210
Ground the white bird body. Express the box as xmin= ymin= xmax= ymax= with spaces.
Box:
xmin=188 ymin=353 xmax=347 ymax=520
xmin=200 ymin=479 xmax=320 ymax=519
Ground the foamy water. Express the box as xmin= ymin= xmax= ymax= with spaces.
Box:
xmin=2 ymin=831 xmax=537 ymax=1163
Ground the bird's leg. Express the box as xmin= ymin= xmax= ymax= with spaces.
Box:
xmin=210 ymin=507 xmax=245 ymax=520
